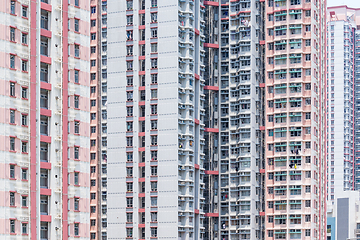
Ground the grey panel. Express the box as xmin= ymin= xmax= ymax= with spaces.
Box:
xmin=337 ymin=198 xmax=349 ymax=240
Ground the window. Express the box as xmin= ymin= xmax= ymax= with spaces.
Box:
xmin=74 ymin=146 xmax=79 ymax=160
xmin=22 ymin=141 xmax=27 ymax=153
xmin=127 ymin=15 xmax=133 ymax=25
xmin=91 ymin=33 xmax=96 ymax=40
xmin=74 ymin=223 xmax=79 ymax=236
xmin=151 ymin=105 xmax=157 ymax=115
xmin=126 ymin=197 xmax=133 ymax=207
xmin=151 ymin=120 xmax=157 ymax=130
xmin=40 ymin=36 xmax=49 ymax=56
xmin=151 ymin=43 xmax=157 ymax=53
xmin=10 ymin=192 xmax=15 ymax=206
xmin=40 ymin=63 xmax=49 ymax=82
xmin=305 ymin=229 xmax=311 ymax=237
xmin=10 ymin=55 xmax=15 ymax=69
xmin=22 ymin=223 xmax=27 ymax=234
xmin=151 ymin=0 xmax=157 ymax=7
xmin=74 ymin=121 xmax=80 ymax=134
xmin=74 ymin=198 xmax=79 ymax=211
xmin=91 ymin=19 xmax=96 ymax=27
xmin=74 ymin=172 xmax=79 ymax=185
xmin=21 ymin=87 xmax=27 ymax=99
xmin=40 ymin=195 xmax=48 ymax=215
xmin=126 ymin=167 xmax=133 ymax=177
xmin=126 ymin=213 xmax=133 ymax=223
xmin=151 ymin=28 xmax=157 ymax=38
xmin=91 ymin=6 xmax=96 ymax=14
xmin=151 ymin=135 xmax=157 ymax=146
xmin=10 ymin=27 xmax=15 ymax=41
xmin=126 ymin=137 xmax=133 ymax=147
xmin=22 ymin=168 xmax=27 ymax=180
xmin=11 ymin=0 xmax=15 ymax=15
xmin=40 ymin=222 xmax=48 ymax=239
xmin=40 ymin=142 xmax=48 ymax=162
xmin=74 ymin=95 xmax=79 ymax=108
xmin=151 ymin=74 xmax=157 ymax=84
xmin=22 ymin=196 xmax=27 ymax=207
xmin=75 ymin=44 xmax=80 ymax=57
xmin=151 ymin=228 xmax=157 ymax=238
xmin=151 ymin=89 xmax=157 ymax=99
xmin=151 ymin=58 xmax=158 ymax=69
xmin=127 ymin=228 xmax=133 ymax=238
xmin=10 ymin=82 xmax=15 ymax=97
xmin=305 ymin=200 xmax=311 ymax=207
xmin=22 ymin=60 xmax=27 ymax=72
xmin=22 ymin=33 xmax=28 ymax=44
xmin=40 ymin=116 xmax=48 ymax=136
xmin=74 ymin=19 xmax=79 ymax=32
xmin=127 ymin=182 xmax=133 ymax=192
xmin=151 ymin=13 xmax=157 ymax=23
xmin=74 ymin=70 xmax=79 ymax=83
xmin=305 ymin=54 xmax=311 ymax=61
xmin=151 ymin=166 xmax=157 ymax=176
xmin=151 ymin=181 xmax=157 ymax=191
xmin=10 ymin=165 xmax=15 ymax=179
xmin=10 ymin=220 xmax=15 ymax=233
xmin=91 ymin=193 xmax=96 ymax=199
xmin=41 ymin=10 xmax=49 ymax=30
xmin=126 ymin=45 xmax=133 ymax=56
xmin=21 ymin=114 xmax=27 ymax=126
xmin=10 ymin=137 xmax=15 ymax=151
xmin=91 ymin=86 xmax=96 ymax=93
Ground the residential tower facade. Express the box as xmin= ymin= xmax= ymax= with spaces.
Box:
xmin=0 ymin=0 xmax=90 ymax=239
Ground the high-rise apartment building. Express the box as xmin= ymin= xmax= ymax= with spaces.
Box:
xmin=103 ymin=0 xmax=328 ymax=240
xmin=106 ymin=0 xmax=205 ymax=239
xmin=325 ymin=5 xmax=360 ymax=240
xmin=0 ymin=0 xmax=90 ymax=239
xmin=202 ymin=1 xmax=266 ymax=240
xmin=326 ymin=5 xmax=360 ymax=201
xmin=264 ymin=0 xmax=327 ymax=239
xmin=104 ymin=0 xmax=266 ymax=240
xmin=90 ymin=0 xmax=109 ymax=239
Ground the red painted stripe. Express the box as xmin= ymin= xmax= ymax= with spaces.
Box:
xmin=204 ymin=85 xmax=219 ymax=91
xmin=204 ymin=213 xmax=219 ymax=217
xmin=203 ymin=43 xmax=219 ymax=48
xmin=40 ymin=188 xmax=52 ymax=195
xmin=41 ymin=2 xmax=52 ymax=11
xmin=30 ymin=0 xmax=37 ymax=238
xmin=40 ymin=135 xmax=52 ymax=143
xmin=40 ymin=162 xmax=52 ymax=169
xmin=40 ymin=55 xmax=51 ymax=64
xmin=204 ymin=128 xmax=219 ymax=133
xmin=62 ymin=1 xmax=69 ymax=239
xmin=204 ymin=170 xmax=219 ymax=175
xmin=40 ymin=215 xmax=52 ymax=222
xmin=204 ymin=1 xmax=219 ymax=6
xmin=40 ymin=108 xmax=52 ymax=116
xmin=40 ymin=82 xmax=52 ymax=90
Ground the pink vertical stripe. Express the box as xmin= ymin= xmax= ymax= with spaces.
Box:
xmin=30 ymin=0 xmax=37 ymax=239
xmin=62 ymin=1 xmax=69 ymax=239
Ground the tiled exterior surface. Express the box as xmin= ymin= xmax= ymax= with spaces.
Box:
xmin=0 ymin=0 xmax=90 ymax=239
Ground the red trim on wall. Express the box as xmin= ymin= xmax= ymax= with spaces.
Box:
xmin=62 ymin=1 xmax=69 ymax=239
xmin=30 ymin=0 xmax=37 ymax=238
xmin=204 ymin=85 xmax=219 ymax=91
